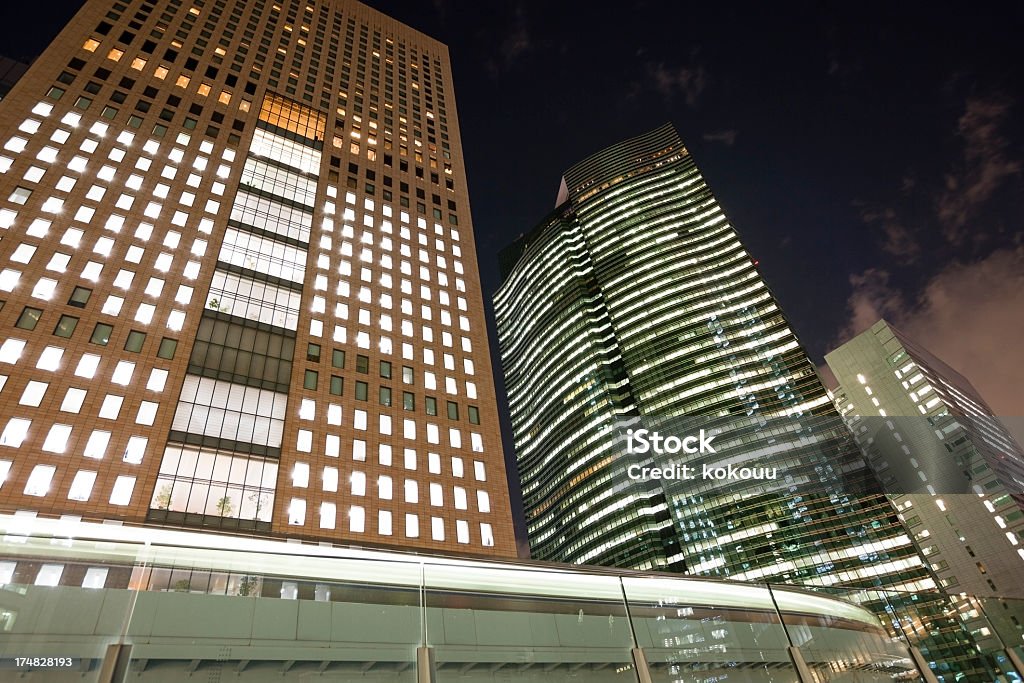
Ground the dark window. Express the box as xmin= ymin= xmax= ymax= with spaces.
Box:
xmin=68 ymin=286 xmax=92 ymax=308
xmin=307 ymin=343 xmax=321 ymax=362
xmin=356 ymin=354 xmax=369 ymax=373
xmin=403 ymin=391 xmax=414 ymax=410
xmin=124 ymin=330 xmax=146 ymax=352
xmin=468 ymin=406 xmax=480 ymax=425
xmin=15 ymin=307 xmax=42 ymax=330
xmin=355 ymin=381 xmax=368 ymax=401
xmin=379 ymin=360 xmax=391 ymax=379
xmin=425 ymin=396 xmax=437 ymax=416
xmin=329 ymin=375 xmax=344 ymax=395
xmin=447 ymin=401 xmax=459 ymax=420
xmin=379 ymin=386 xmax=391 ymax=406
xmin=90 ymin=323 xmax=114 ymax=346
xmin=54 ymin=315 xmax=79 ymax=338
xmin=157 ymin=337 xmax=178 ymax=359
xmin=303 ymin=369 xmax=318 ymax=390
xmin=332 ymin=349 xmax=345 ymax=368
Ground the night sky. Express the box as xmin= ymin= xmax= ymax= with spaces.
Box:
xmin=2 ymin=2 xmax=1023 ymax=548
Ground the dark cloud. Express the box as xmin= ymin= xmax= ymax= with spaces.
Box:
xmin=702 ymin=129 xmax=738 ymax=146
xmin=482 ymin=4 xmax=534 ymax=78
xmin=858 ymin=206 xmax=921 ymax=261
xmin=499 ymin=5 xmax=532 ymax=65
xmin=646 ymin=60 xmax=707 ymax=106
xmin=936 ymin=97 xmax=1021 ymax=243
xmin=836 ymin=268 xmax=909 ymax=343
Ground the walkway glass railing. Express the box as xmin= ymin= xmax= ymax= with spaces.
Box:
xmin=0 ymin=514 xmax=1018 ymax=682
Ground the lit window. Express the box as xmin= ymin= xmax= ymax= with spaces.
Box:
xmin=0 ymin=339 xmax=26 ymax=364
xmin=60 ymin=388 xmax=87 ymax=413
xmin=47 ymin=252 xmax=71 ymax=273
xmin=24 ymin=464 xmax=55 ymax=496
xmin=0 ymin=269 xmax=21 ymax=292
xmin=15 ymin=382 xmax=45 ymax=409
xmin=83 ymin=430 xmax=110 ymax=459
xmin=378 ymin=475 xmax=393 ymax=500
xmin=292 ymin=462 xmax=310 ymax=488
xmin=111 ymin=361 xmax=135 ymax=385
xmin=474 ymin=461 xmax=486 ymax=481
xmin=41 ymin=197 xmax=64 ymax=213
xmin=68 ymin=470 xmax=97 ymax=501
xmin=404 ymin=479 xmax=418 ymax=503
xmin=41 ymin=424 xmax=72 ymax=453
xmin=323 ymin=467 xmax=338 ymax=492
xmin=82 ymin=567 xmax=108 ymax=589
xmin=319 ymin=502 xmax=336 ymax=529
xmin=351 ymin=471 xmax=366 ymax=496
xmin=379 ymin=510 xmax=393 ymax=536
xmin=101 ymin=296 xmax=123 ymax=316
xmin=1 ymin=418 xmax=32 ymax=447
xmin=349 ymin=506 xmax=365 ymax=533
xmin=431 ymin=517 xmax=445 ymax=541
xmin=166 ymin=310 xmax=186 ymax=331
xmin=34 ymin=564 xmax=64 ymax=586
xmin=109 ymin=475 xmax=135 ymax=505
xmin=134 ymin=303 xmax=155 ymax=324
xmin=404 ymin=513 xmax=420 ymax=538
xmin=480 ymin=523 xmax=494 ymax=547
xmin=288 ymin=498 xmax=306 ymax=525
xmin=135 ymin=401 xmax=158 ymax=425
xmin=98 ymin=395 xmax=123 ymax=419
xmin=147 ymin=369 xmax=168 ymax=392
xmin=299 ymin=399 xmax=315 ymax=420
xmin=4 ymin=137 xmax=27 ymax=153
xmin=123 ymin=436 xmax=147 ymax=464
xmin=456 ymin=520 xmax=470 ymax=544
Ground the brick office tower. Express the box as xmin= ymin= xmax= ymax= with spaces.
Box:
xmin=0 ymin=0 xmax=516 ymax=558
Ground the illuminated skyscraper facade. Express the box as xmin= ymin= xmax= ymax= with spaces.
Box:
xmin=0 ymin=0 xmax=515 ymax=558
xmin=827 ymin=319 xmax=1024 ymax=598
xmin=494 ymin=125 xmax=1008 ymax=677
xmin=495 ymin=123 xmax=936 ymax=586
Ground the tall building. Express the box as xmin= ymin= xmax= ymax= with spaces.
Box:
xmin=826 ymin=319 xmax=1024 ymax=598
xmin=0 ymin=0 xmax=516 ymax=558
xmin=495 ymin=122 xmax=924 ymax=584
xmin=494 ymin=123 xmax=998 ymax=678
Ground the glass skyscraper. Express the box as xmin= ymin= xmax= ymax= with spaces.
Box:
xmin=494 ymin=123 xmax=1001 ymax=678
xmin=495 ymin=123 xmax=927 ymax=586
